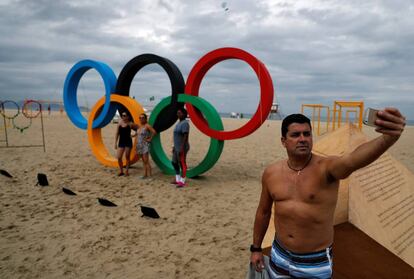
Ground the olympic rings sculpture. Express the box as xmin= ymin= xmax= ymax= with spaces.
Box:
xmin=63 ymin=47 xmax=274 ymax=177
xmin=0 ymin=100 xmax=42 ymax=132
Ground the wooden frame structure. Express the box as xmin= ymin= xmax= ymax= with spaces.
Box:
xmin=345 ymin=109 xmax=358 ymax=124
xmin=301 ymin=104 xmax=330 ymax=136
xmin=332 ymin=101 xmax=364 ymax=130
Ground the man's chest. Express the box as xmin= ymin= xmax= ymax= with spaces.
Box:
xmin=269 ymin=172 xmax=337 ymax=204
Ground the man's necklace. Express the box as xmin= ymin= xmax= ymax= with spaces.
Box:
xmin=287 ymin=153 xmax=313 ymax=176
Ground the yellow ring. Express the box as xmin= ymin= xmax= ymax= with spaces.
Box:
xmin=87 ymin=95 xmax=144 ymax=167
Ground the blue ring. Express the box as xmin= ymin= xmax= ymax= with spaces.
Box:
xmin=63 ymin=60 xmax=117 ymax=129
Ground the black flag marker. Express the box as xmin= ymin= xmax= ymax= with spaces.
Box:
xmin=62 ymin=187 xmax=77 ymax=196
xmin=140 ymin=205 xmax=160 ymax=219
xmin=0 ymin=169 xmax=13 ymax=178
xmin=36 ymin=173 xmax=49 ymax=186
xmin=98 ymin=198 xmax=117 ymax=207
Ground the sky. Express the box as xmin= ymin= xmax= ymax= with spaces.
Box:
xmin=0 ymin=0 xmax=413 ymax=119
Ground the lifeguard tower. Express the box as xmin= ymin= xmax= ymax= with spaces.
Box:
xmin=268 ymin=102 xmax=282 ymax=120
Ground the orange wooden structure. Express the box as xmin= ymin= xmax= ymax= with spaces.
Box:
xmin=301 ymin=104 xmax=330 ymax=136
xmin=332 ymin=101 xmax=364 ymax=130
xmin=345 ymin=109 xmax=358 ymax=124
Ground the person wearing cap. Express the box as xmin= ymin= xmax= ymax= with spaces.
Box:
xmin=250 ymin=108 xmax=406 ymax=278
xmin=171 ymin=107 xmax=190 ymax=187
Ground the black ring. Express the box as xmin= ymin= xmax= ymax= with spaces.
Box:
xmin=115 ymin=54 xmax=185 ymax=132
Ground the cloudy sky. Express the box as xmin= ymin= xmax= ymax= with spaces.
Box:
xmin=1 ymin=0 xmax=413 ymax=119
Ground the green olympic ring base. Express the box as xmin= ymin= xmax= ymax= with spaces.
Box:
xmin=149 ymin=94 xmax=224 ymax=178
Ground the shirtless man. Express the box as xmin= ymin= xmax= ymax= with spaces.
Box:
xmin=250 ymin=108 xmax=406 ymax=279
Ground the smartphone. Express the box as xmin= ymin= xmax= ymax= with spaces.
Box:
xmin=363 ymin=108 xmax=379 ymax=127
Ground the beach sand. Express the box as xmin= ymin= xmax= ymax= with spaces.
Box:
xmin=0 ymin=112 xmax=413 ymax=278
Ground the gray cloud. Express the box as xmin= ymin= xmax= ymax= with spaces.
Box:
xmin=0 ymin=0 xmax=413 ymax=120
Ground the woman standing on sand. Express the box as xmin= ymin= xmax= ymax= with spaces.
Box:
xmin=114 ymin=111 xmax=138 ymax=176
xmin=135 ymin=113 xmax=156 ymax=179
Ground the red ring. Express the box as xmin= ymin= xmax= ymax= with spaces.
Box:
xmin=22 ymin=100 xmax=42 ymax=118
xmin=184 ymin=47 xmax=274 ymax=140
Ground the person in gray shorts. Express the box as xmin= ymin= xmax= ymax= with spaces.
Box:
xmin=171 ymin=107 xmax=190 ymax=187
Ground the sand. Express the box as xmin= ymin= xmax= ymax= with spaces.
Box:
xmin=0 ymin=111 xmax=413 ymax=279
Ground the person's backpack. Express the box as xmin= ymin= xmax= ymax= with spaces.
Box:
xmin=36 ymin=173 xmax=49 ymax=186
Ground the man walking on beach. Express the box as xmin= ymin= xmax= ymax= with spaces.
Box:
xmin=171 ymin=107 xmax=190 ymax=187
xmin=250 ymin=108 xmax=406 ymax=278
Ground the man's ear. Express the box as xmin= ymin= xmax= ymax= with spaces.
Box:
xmin=281 ymin=137 xmax=286 ymax=147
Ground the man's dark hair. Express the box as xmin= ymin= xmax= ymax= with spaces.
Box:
xmin=178 ymin=107 xmax=188 ymax=118
xmin=281 ymin=114 xmax=311 ymax=137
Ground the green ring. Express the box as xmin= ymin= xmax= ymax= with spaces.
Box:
xmin=149 ymin=94 xmax=224 ymax=178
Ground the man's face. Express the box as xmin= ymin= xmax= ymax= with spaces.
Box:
xmin=281 ymin=123 xmax=313 ymax=157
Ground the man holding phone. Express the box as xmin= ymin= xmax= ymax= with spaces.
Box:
xmin=250 ymin=108 xmax=406 ymax=278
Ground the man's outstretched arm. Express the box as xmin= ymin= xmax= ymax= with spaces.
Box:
xmin=327 ymin=107 xmax=406 ymax=180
